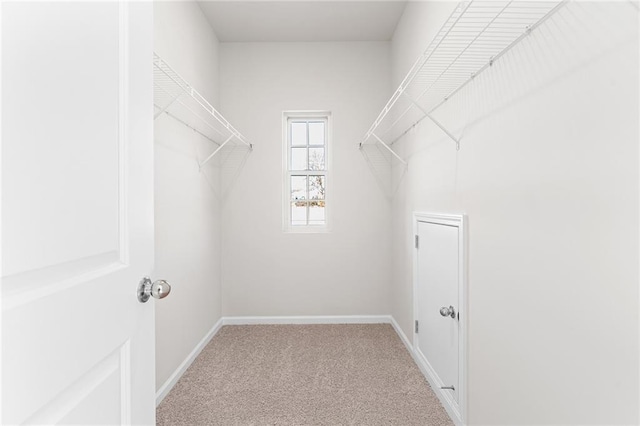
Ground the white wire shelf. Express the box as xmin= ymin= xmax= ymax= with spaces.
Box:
xmin=154 ymin=53 xmax=252 ymax=168
xmin=360 ymin=0 xmax=565 ymax=158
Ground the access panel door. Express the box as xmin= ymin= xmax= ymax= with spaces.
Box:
xmin=2 ymin=2 xmax=155 ymax=424
xmin=415 ymin=218 xmax=461 ymax=407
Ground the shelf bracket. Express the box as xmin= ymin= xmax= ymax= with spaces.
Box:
xmin=153 ymin=93 xmax=181 ymax=120
xmin=401 ymin=92 xmax=460 ymax=151
xmin=401 ymin=91 xmax=427 ymax=115
xmin=426 ymin=114 xmax=460 ymax=151
xmin=199 ymin=134 xmax=234 ymax=169
xmin=370 ymin=133 xmax=407 ymax=165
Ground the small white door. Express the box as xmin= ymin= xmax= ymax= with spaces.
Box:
xmin=414 ymin=213 xmax=465 ymax=421
xmin=2 ymin=2 xmax=155 ymax=424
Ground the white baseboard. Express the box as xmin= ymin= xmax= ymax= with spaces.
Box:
xmin=389 ymin=316 xmax=413 ymax=354
xmin=155 ymin=317 xmax=224 ymax=407
xmin=222 ymin=315 xmax=392 ymax=325
xmin=389 ymin=317 xmax=463 ymax=426
xmin=411 ymin=344 xmax=463 ymax=426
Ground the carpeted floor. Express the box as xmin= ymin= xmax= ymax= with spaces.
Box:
xmin=156 ymin=324 xmax=453 ymax=425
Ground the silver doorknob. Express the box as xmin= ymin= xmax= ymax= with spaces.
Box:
xmin=439 ymin=305 xmax=456 ymax=318
xmin=138 ymin=277 xmax=171 ymax=303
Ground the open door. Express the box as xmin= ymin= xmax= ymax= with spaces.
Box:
xmin=2 ymin=2 xmax=158 ymax=424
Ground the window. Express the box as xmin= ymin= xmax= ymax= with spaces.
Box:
xmin=283 ymin=112 xmax=330 ymax=231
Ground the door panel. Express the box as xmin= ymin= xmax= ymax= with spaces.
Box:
xmin=2 ymin=1 xmax=121 ymax=278
xmin=23 ymin=343 xmax=128 ymax=426
xmin=2 ymin=2 xmax=154 ymax=424
xmin=416 ymin=221 xmax=459 ymax=403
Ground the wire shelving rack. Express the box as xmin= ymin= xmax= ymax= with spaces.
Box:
xmin=360 ymin=0 xmax=565 ymax=161
xmin=153 ymin=53 xmax=252 ymax=169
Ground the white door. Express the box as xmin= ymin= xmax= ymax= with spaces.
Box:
xmin=414 ymin=215 xmax=464 ymax=414
xmin=2 ymin=2 xmax=156 ymax=424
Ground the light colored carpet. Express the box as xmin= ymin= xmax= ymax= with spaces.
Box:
xmin=156 ymin=324 xmax=453 ymax=425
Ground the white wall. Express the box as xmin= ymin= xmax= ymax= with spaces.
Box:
xmin=390 ymin=1 xmax=639 ymax=424
xmin=153 ymin=2 xmax=223 ymax=392
xmin=219 ymin=42 xmax=392 ymax=317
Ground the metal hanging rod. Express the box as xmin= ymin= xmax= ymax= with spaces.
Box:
xmin=156 ymin=109 xmax=221 ymax=147
xmin=359 ymin=0 xmax=566 ymax=158
xmin=153 ymin=53 xmax=253 ymax=168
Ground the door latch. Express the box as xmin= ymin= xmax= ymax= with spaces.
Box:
xmin=439 ymin=305 xmax=456 ymax=319
xmin=138 ymin=277 xmax=172 ymax=303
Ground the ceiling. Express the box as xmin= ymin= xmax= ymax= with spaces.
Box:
xmin=197 ymin=1 xmax=408 ymax=42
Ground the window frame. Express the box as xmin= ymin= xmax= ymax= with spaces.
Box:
xmin=282 ymin=111 xmax=331 ymax=233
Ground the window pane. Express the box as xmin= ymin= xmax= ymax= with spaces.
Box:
xmin=308 ymin=148 xmax=325 ymax=171
xmin=309 ymin=122 xmax=324 ymax=146
xmin=308 ymin=175 xmax=325 ymax=200
xmin=291 ymin=122 xmax=307 ymax=146
xmin=291 ymin=147 xmax=307 ymax=170
xmin=309 ymin=201 xmax=325 ymax=225
xmin=291 ymin=176 xmax=307 ymax=200
xmin=291 ymin=201 xmax=307 ymax=226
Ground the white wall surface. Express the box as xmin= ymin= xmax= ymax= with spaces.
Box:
xmin=153 ymin=1 xmax=223 ymax=392
xmin=219 ymin=42 xmax=392 ymax=316
xmin=390 ymin=1 xmax=639 ymax=424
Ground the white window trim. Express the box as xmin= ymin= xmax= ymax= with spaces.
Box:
xmin=282 ymin=110 xmax=332 ymax=233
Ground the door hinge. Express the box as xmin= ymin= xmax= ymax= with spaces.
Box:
xmin=415 ymin=320 xmax=419 ymax=333
xmin=415 ymin=235 xmax=419 ymax=249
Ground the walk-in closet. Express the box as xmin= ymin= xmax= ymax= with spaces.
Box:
xmin=2 ymin=1 xmax=639 ymax=424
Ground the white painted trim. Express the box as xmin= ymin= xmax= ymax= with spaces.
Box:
xmin=389 ymin=316 xmax=413 ymax=354
xmin=412 ymin=212 xmax=468 ymax=425
xmin=155 ymin=317 xmax=224 ymax=406
xmin=222 ymin=315 xmax=391 ymax=325
xmin=388 ymin=316 xmax=462 ymax=426
xmin=282 ymin=110 xmax=332 ymax=233
xmin=411 ymin=337 xmax=464 ymax=426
